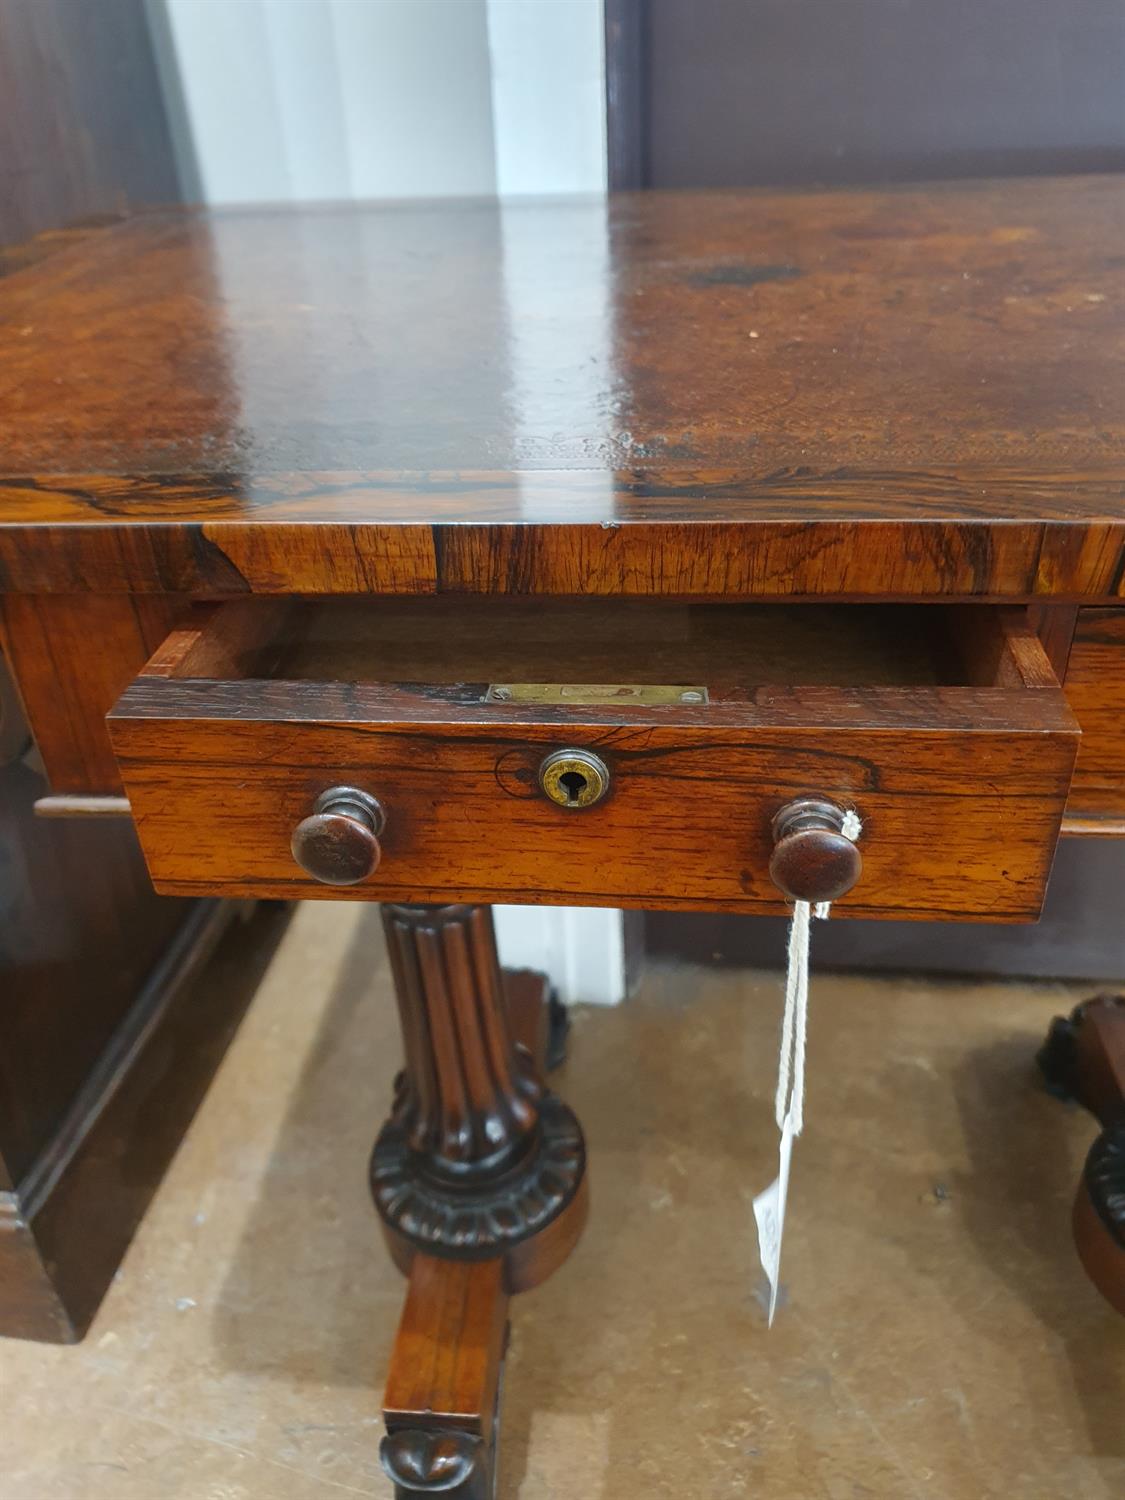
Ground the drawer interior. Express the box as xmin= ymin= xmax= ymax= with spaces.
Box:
xmin=145 ymin=598 xmax=1058 ymax=695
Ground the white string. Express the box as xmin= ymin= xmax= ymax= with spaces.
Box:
xmin=773 ymin=809 xmax=862 ymax=1138
xmin=774 ymin=899 xmax=810 ymax=1133
xmin=840 ymin=809 xmax=863 ymax=842
xmin=756 ymin=809 xmax=862 ymax=1324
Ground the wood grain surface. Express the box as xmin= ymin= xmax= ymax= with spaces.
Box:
xmin=107 ymin=601 xmax=1079 ymax=920
xmin=382 ymin=1254 xmax=508 ymax=1437
xmin=0 ymin=593 xmax=183 ymax=792
xmin=1063 ymin=607 xmax=1125 ymax=824
xmin=4 ymin=181 xmax=1125 ymax=598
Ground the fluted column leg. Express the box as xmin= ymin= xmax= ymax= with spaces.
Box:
xmin=371 ymin=903 xmax=588 ymax=1290
xmin=372 ymin=904 xmax=588 ymax=1498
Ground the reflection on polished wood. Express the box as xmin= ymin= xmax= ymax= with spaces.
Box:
xmin=3 ymin=180 xmax=1125 ymax=596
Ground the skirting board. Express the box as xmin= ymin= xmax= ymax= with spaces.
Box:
xmin=494 ymin=905 xmax=643 ymax=1006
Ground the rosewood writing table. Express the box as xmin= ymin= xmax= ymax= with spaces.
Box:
xmin=2 ymin=178 xmax=1125 ymax=1495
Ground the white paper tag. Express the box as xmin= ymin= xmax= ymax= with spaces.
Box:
xmin=752 ymin=1110 xmax=795 ymax=1326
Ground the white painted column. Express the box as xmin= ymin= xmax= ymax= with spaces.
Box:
xmin=486 ymin=0 xmax=608 ymax=196
xmin=160 ymin=0 xmax=292 ymax=204
xmin=330 ymin=0 xmax=497 ymax=199
xmin=159 ymin=0 xmax=606 ymax=204
xmin=159 ymin=0 xmax=498 ymax=203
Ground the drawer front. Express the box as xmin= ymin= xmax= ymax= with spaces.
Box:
xmin=109 ymin=673 xmax=1078 ymax=922
xmin=1064 ymin=607 xmax=1125 ymax=830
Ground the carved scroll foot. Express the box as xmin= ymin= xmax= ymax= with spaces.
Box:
xmin=381 ymin=1255 xmax=507 ymax=1499
xmin=381 ymin=1430 xmax=490 ymax=1499
xmin=1038 ymin=994 xmax=1125 ymax=1315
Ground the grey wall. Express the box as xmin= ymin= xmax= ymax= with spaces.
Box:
xmin=644 ymin=0 xmax=1125 ymax=188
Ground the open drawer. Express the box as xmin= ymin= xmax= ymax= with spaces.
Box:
xmin=107 ymin=599 xmax=1079 ymax=920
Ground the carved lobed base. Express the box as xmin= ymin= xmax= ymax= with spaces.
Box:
xmin=371 ymin=1089 xmax=586 ymax=1266
xmin=1039 ymin=994 xmax=1125 ymax=1315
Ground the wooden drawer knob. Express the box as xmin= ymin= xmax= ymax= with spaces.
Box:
xmin=769 ymin=797 xmax=862 ymax=903
xmin=291 ymin=786 xmax=385 ymax=885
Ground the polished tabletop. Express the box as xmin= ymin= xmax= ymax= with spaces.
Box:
xmin=2 ymin=179 xmax=1125 ymax=598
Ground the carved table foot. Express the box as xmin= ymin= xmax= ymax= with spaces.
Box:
xmin=1038 ymin=994 xmax=1125 ymax=1314
xmin=373 ymin=904 xmax=588 ymax=1495
xmin=381 ymin=1255 xmax=508 ymax=1499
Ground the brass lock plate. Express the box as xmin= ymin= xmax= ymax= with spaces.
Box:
xmin=486 ymin=683 xmax=709 ymax=706
xmin=539 ymin=748 xmax=611 ymax=809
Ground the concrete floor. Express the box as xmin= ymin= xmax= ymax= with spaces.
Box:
xmin=3 ymin=902 xmax=1123 ymax=1499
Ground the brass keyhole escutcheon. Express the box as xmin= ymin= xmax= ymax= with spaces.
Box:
xmin=539 ymin=748 xmax=611 ymax=809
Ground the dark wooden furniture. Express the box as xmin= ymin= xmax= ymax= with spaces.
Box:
xmin=0 ymin=0 xmax=258 ymax=1346
xmin=0 ymin=652 xmax=286 ymax=1341
xmin=3 ymin=180 xmax=1125 ymax=1490
xmin=0 ymin=0 xmax=182 ymax=245
xmin=1040 ymin=995 xmax=1125 ymax=1315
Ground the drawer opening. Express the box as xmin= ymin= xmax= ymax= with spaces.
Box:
xmin=140 ymin=598 xmax=1060 ymax=697
xmin=109 ymin=598 xmax=1079 ymax=923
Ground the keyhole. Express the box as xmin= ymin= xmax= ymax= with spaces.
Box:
xmin=559 ymin=770 xmax=588 ymax=805
xmin=538 ymin=748 xmax=610 ymax=808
